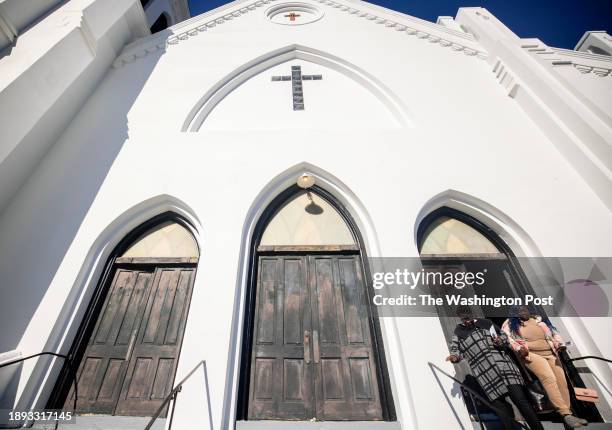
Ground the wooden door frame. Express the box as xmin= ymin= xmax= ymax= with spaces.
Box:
xmin=47 ymin=212 xmax=199 ymax=411
xmin=236 ymin=185 xmax=396 ymax=421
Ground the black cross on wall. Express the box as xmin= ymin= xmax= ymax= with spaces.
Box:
xmin=271 ymin=65 xmax=322 ymax=111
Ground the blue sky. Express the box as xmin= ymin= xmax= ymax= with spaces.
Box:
xmin=188 ymin=0 xmax=611 ymax=49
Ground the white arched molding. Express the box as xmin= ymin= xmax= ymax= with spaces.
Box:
xmin=181 ymin=44 xmax=413 ymax=131
xmin=415 ymin=189 xmax=543 ymax=259
xmin=222 ymin=162 xmax=418 ymax=430
xmin=24 ymin=195 xmax=203 ymax=413
xmin=414 ymin=188 xmax=552 ymax=300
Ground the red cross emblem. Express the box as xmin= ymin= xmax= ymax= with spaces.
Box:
xmin=284 ymin=12 xmax=301 ymax=21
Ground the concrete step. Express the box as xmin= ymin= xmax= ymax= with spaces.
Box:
xmin=543 ymin=422 xmax=612 ymax=429
xmin=31 ymin=415 xmax=166 ymax=430
xmin=472 ymin=420 xmax=612 ymax=430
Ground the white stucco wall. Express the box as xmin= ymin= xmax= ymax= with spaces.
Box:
xmin=0 ymin=0 xmax=611 ymax=429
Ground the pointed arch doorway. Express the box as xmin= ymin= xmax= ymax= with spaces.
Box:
xmin=49 ymin=214 xmax=199 ymax=417
xmin=238 ymin=185 xmax=394 ymax=422
xmin=417 ymin=206 xmax=604 ymax=423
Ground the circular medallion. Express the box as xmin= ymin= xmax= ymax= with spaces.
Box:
xmin=266 ymin=2 xmax=324 ymax=26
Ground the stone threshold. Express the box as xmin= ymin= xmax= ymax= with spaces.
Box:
xmin=236 ymin=421 xmax=401 ymax=430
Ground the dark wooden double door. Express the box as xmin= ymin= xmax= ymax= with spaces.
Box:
xmin=248 ymin=254 xmax=383 ymax=421
xmin=67 ymin=258 xmax=196 ymax=416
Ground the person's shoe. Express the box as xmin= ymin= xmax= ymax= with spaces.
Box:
xmin=576 ymin=417 xmax=588 ymax=425
xmin=563 ymin=414 xmax=584 ymax=428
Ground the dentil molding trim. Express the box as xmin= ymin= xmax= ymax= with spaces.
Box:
xmin=112 ymin=0 xmax=488 ymax=68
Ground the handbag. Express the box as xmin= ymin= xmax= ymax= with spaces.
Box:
xmin=558 ymin=352 xmax=600 ymax=403
xmin=556 ymin=348 xmax=601 ymax=404
xmin=573 ymin=387 xmax=600 ymax=403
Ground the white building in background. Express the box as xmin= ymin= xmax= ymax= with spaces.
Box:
xmin=0 ymin=0 xmax=611 ymax=429
xmin=575 ymin=31 xmax=612 ymax=57
xmin=141 ymin=0 xmax=191 ymax=33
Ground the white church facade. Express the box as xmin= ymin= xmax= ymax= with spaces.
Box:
xmin=1 ymin=0 xmax=612 ymax=429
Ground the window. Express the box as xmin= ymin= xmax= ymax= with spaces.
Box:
xmin=259 ymin=191 xmax=355 ymax=246
xmin=419 ymin=215 xmax=499 ymax=255
xmin=121 ymin=221 xmax=198 ymax=258
xmin=150 ymin=13 xmax=169 ymax=34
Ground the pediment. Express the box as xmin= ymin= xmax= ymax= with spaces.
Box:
xmin=201 ymin=59 xmax=400 ymax=130
xmin=182 ymin=45 xmax=412 ymax=131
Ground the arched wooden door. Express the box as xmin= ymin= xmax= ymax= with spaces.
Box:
xmin=58 ymin=218 xmax=198 ymax=417
xmin=242 ymin=187 xmax=393 ymax=421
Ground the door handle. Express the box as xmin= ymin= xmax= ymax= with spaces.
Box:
xmin=304 ymin=330 xmax=311 ymax=364
xmin=313 ymin=330 xmax=320 ymax=363
xmin=125 ymin=330 xmax=137 ymax=360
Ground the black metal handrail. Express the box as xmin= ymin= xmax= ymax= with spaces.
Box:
xmin=567 ymin=356 xmax=612 ymax=364
xmin=0 ymin=351 xmax=78 ymax=430
xmin=565 ymin=355 xmax=612 ymax=396
xmin=429 ymin=362 xmax=530 ymax=430
xmin=144 ymin=360 xmax=211 ymax=430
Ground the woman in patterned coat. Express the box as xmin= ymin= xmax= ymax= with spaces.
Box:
xmin=446 ymin=306 xmax=543 ymax=430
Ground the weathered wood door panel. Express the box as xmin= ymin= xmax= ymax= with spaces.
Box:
xmin=248 ymin=254 xmax=383 ymax=421
xmin=310 ymin=255 xmax=383 ymax=420
xmin=115 ymin=267 xmax=195 ymax=416
xmin=69 ymin=268 xmax=153 ymax=414
xmin=248 ymin=256 xmax=314 ymax=419
xmin=69 ymin=264 xmax=195 ymax=417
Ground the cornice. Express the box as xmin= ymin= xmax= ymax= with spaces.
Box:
xmin=551 ymin=47 xmax=612 ymax=64
xmin=314 ymin=0 xmax=486 ymax=58
xmin=567 ymin=63 xmax=612 ymax=78
xmin=519 ymin=42 xmax=612 ymax=78
xmin=345 ymin=0 xmax=476 ymax=42
xmin=113 ymin=0 xmax=488 ymax=68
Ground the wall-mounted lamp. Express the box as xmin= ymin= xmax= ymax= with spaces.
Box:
xmin=297 ymin=174 xmax=315 ymax=189
xmin=305 ymin=192 xmax=323 ymax=215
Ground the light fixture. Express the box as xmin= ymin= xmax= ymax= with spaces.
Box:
xmin=305 ymin=192 xmax=323 ymax=215
xmin=297 ymin=174 xmax=315 ymax=189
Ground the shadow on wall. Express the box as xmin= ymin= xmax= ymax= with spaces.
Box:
xmin=0 ymin=361 xmax=22 ymax=425
xmin=0 ymin=49 xmax=165 ymax=410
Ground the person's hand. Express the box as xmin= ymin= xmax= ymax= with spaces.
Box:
xmin=518 ymin=347 xmax=529 ymax=358
xmin=446 ymin=355 xmax=460 ymax=363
